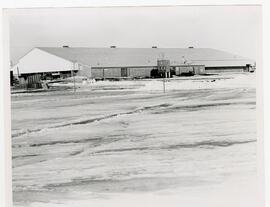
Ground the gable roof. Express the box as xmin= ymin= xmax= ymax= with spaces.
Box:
xmin=34 ymin=47 xmax=253 ymax=68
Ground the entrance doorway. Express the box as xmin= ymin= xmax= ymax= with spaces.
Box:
xmin=121 ymin=68 xmax=128 ymax=77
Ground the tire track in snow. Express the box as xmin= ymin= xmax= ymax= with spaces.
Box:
xmin=12 ymin=103 xmax=171 ymax=138
xmin=12 ymin=100 xmax=255 ymax=139
xmin=90 ymin=139 xmax=256 ymax=155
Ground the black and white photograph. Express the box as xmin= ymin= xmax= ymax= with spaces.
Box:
xmin=5 ymin=5 xmax=263 ymax=207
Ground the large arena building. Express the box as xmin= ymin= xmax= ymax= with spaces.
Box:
xmin=11 ymin=46 xmax=255 ymax=86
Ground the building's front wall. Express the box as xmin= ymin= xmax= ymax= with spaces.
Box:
xmin=91 ymin=67 xmax=153 ymax=78
xmin=129 ymin=67 xmax=153 ymax=78
xmin=91 ymin=65 xmax=207 ymax=78
xmin=76 ymin=65 xmax=92 ymax=77
xmin=91 ymin=69 xmax=104 ymax=78
xmin=176 ymin=66 xmax=193 ymax=75
xmin=14 ymin=48 xmax=73 ymax=75
xmin=104 ymin=68 xmax=121 ymax=77
xmin=91 ymin=68 xmax=122 ymax=78
xmin=175 ymin=65 xmax=205 ymax=75
xmin=205 ymin=67 xmax=245 ymax=73
xmin=193 ymin=65 xmax=205 ymax=74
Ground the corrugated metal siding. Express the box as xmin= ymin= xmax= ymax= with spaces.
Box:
xmin=27 ymin=74 xmax=41 ymax=84
xmin=18 ymin=74 xmax=42 ymax=89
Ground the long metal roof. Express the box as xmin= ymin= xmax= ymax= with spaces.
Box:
xmin=38 ymin=47 xmax=254 ymax=68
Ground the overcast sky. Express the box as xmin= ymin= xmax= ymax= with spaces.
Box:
xmin=8 ymin=5 xmax=261 ymax=64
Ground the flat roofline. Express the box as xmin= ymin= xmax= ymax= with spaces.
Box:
xmin=91 ymin=64 xmax=205 ymax=69
xmin=17 ymin=70 xmax=78 ymax=76
xmin=205 ymin=66 xmax=248 ymax=68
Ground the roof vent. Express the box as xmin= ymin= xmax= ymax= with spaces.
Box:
xmin=188 ymin=46 xmax=194 ymax=49
xmin=152 ymin=46 xmax=157 ymax=48
xmin=110 ymin=46 xmax=116 ymax=48
xmin=63 ymin=45 xmax=69 ymax=48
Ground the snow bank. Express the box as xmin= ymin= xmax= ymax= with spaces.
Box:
xmin=48 ymin=73 xmax=256 ymax=93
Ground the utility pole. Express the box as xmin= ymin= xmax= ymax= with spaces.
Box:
xmin=72 ymin=62 xmax=76 ymax=93
xmin=157 ymin=57 xmax=170 ymax=94
xmin=163 ymin=76 xmax=166 ymax=93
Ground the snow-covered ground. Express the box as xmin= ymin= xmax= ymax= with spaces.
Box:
xmin=11 ymin=73 xmax=260 ymax=207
